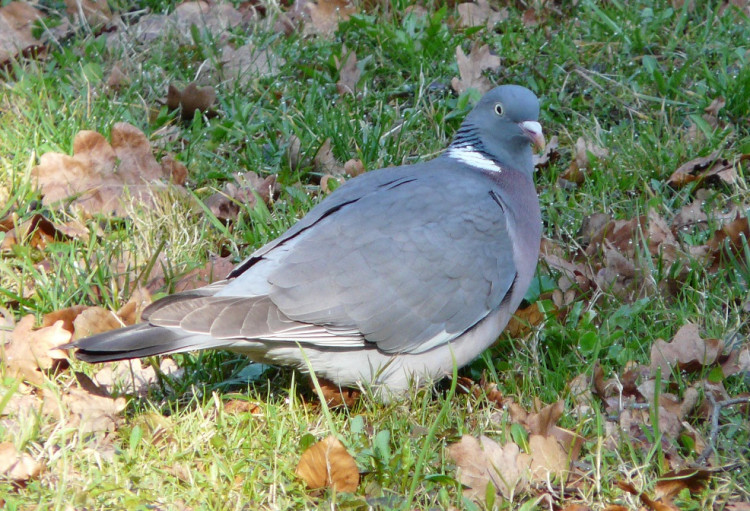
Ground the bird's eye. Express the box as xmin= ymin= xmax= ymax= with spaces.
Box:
xmin=494 ymin=103 xmax=504 ymax=116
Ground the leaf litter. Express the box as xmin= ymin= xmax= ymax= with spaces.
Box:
xmin=3 ymin=0 xmax=749 ymax=506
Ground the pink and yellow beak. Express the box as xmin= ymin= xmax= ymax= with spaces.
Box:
xmin=519 ymin=120 xmax=545 ymax=152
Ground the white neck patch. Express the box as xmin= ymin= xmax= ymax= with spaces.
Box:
xmin=447 ymin=145 xmax=501 ymax=172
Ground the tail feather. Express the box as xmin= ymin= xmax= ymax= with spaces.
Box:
xmin=63 ymin=323 xmax=222 ymax=363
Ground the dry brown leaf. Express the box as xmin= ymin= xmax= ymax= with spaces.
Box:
xmin=160 ymin=154 xmax=188 ymax=186
xmin=667 ymin=151 xmax=743 ymax=189
xmin=725 ymin=503 xmax=750 ymax=511
xmin=450 ymin=43 xmax=500 ymax=95
xmin=0 ymin=442 xmax=42 ymax=485
xmin=313 ymin=138 xmax=346 ymax=177
xmin=653 ymin=468 xmax=710 ymax=502
xmin=687 ymin=97 xmax=727 ymax=142
xmin=449 ymin=435 xmax=525 ymax=500
xmin=335 ymin=45 xmax=360 ymax=95
xmin=505 ymin=301 xmax=545 ymax=337
xmin=204 ymin=172 xmax=279 ymax=221
xmin=0 ymin=2 xmax=45 ymax=64
xmin=650 ymin=323 xmax=723 ymax=373
xmin=304 ymin=0 xmax=356 ymax=36
xmin=533 ymin=135 xmax=560 ymax=168
xmin=106 ymin=63 xmax=129 ymax=91
xmin=705 ymin=212 xmax=749 ymax=270
xmin=560 ymin=137 xmax=609 ymax=185
xmin=72 ymin=306 xmax=124 ymax=341
xmin=94 ymin=358 xmax=182 ymax=396
xmin=117 ymin=287 xmax=152 ymax=326
xmin=295 ymin=435 xmax=359 ymax=492
xmin=344 ymin=158 xmax=365 ymax=177
xmin=315 ymin=377 xmax=360 ymax=407
xmin=221 ymin=44 xmax=283 ymax=84
xmin=721 ymin=346 xmax=750 ymax=377
xmin=517 ymin=434 xmax=569 ymax=481
xmin=166 ymin=82 xmax=217 ymax=120
xmin=0 ymin=213 xmax=79 ymax=252
xmin=1 ymin=315 xmax=70 ymax=384
xmin=41 ymin=305 xmax=88 ymax=334
xmin=671 ymin=192 xmax=709 ymax=232
xmin=65 ymin=0 xmax=112 ymax=27
xmin=42 ymin=374 xmax=126 ymax=434
xmin=223 ymin=399 xmax=261 ymax=415
xmin=32 ymin=123 xmax=185 ymax=217
xmin=457 ymin=0 xmax=508 ymax=28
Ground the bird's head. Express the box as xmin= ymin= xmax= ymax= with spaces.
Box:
xmin=449 ymin=85 xmax=544 ymax=177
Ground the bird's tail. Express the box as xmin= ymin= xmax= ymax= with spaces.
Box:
xmin=62 ymin=323 xmax=220 ymax=363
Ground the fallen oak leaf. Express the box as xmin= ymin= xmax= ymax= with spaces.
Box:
xmin=166 ymin=82 xmax=218 ymax=120
xmin=1 ymin=315 xmax=70 ymax=384
xmin=335 ymin=45 xmax=360 ymax=96
xmin=295 ymin=435 xmax=359 ymax=492
xmin=448 ymin=434 xmax=526 ymax=500
xmin=31 ymin=122 xmax=186 ymax=217
xmin=303 ymin=0 xmax=356 ymax=36
xmin=0 ymin=442 xmax=42 ymax=486
xmin=451 ymin=43 xmax=500 ymax=95
xmin=650 ymin=323 xmax=724 ymax=374
xmin=0 ymin=2 xmax=46 ymax=65
xmin=457 ymin=0 xmax=508 ymax=28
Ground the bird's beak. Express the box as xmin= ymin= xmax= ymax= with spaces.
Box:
xmin=519 ymin=120 xmax=545 ymax=152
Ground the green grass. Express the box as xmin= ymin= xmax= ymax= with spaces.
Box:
xmin=1 ymin=0 xmax=749 ymax=509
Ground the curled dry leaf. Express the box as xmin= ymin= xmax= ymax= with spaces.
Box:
xmin=315 ymin=376 xmax=360 ymax=407
xmin=667 ymin=150 xmax=742 ymax=189
xmin=0 ymin=213 xmax=79 ymax=252
xmin=0 ymin=2 xmax=45 ymax=64
xmin=166 ymin=82 xmax=218 ymax=120
xmin=451 ymin=43 xmax=500 ymax=95
xmin=31 ymin=122 xmax=186 ymax=217
xmin=295 ymin=435 xmax=359 ymax=492
xmin=335 ymin=45 xmax=360 ymax=96
xmin=1 ymin=315 xmax=70 ymax=384
xmin=0 ymin=442 xmax=42 ymax=485
xmin=505 ymin=302 xmax=545 ymax=338
xmin=650 ymin=323 xmax=723 ymax=373
xmin=457 ymin=0 xmax=508 ymax=28
xmin=223 ymin=399 xmax=261 ymax=415
xmin=314 ymin=138 xmax=346 ymax=177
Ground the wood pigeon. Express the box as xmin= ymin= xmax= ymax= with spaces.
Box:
xmin=65 ymin=85 xmax=544 ymax=398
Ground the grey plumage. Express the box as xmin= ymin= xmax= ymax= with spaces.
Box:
xmin=66 ymin=85 xmax=544 ymax=398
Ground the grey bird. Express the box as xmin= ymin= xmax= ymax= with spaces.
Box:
xmin=65 ymin=85 xmax=544 ymax=399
